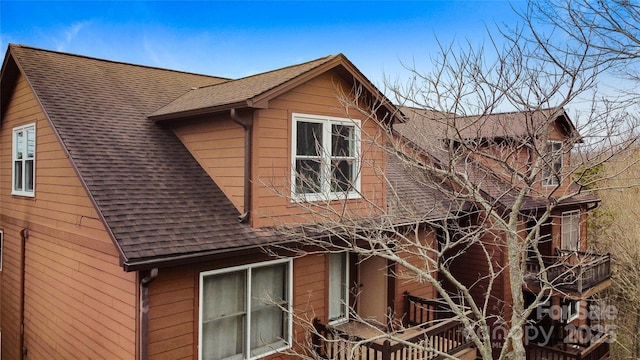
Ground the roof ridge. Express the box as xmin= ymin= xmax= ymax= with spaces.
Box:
xmin=9 ymin=43 xmax=230 ymax=81
xmin=193 ymin=54 xmax=339 ymax=90
xmin=402 ymin=104 xmax=561 ymax=118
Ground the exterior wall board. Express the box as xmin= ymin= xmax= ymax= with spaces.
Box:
xmin=0 ymin=73 xmax=136 ymax=359
xmin=148 ymin=253 xmax=328 ymax=360
xmin=252 ymin=72 xmax=386 ymax=228
xmin=171 ymin=114 xmax=246 ymax=212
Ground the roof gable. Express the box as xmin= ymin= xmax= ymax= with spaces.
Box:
xmin=149 ymin=53 xmax=403 ymax=124
xmin=2 ymin=44 xmax=276 ymax=270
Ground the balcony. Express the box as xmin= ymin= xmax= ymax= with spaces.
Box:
xmin=311 ymin=294 xmax=475 ymax=360
xmin=526 ymin=332 xmax=611 ymax=360
xmin=525 ymin=250 xmax=611 ymax=295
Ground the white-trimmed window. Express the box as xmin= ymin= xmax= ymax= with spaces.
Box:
xmin=562 ymin=298 xmax=580 ymax=322
xmin=542 ymin=141 xmax=562 ymax=186
xmin=199 ymin=259 xmax=292 ymax=360
xmin=12 ymin=123 xmax=36 ymax=196
xmin=292 ymin=113 xmax=361 ymax=201
xmin=561 ymin=210 xmax=580 ymax=251
xmin=328 ymin=252 xmax=349 ymax=324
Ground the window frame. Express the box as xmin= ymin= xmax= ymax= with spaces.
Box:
xmin=561 ymin=210 xmax=581 ymax=252
xmin=562 ymin=298 xmax=580 ymax=322
xmin=12 ymin=123 xmax=36 ymax=197
xmin=291 ymin=113 xmax=361 ymax=202
xmin=542 ymin=140 xmax=563 ymax=186
xmin=328 ymin=252 xmax=349 ymax=325
xmin=198 ymin=258 xmax=293 ymax=360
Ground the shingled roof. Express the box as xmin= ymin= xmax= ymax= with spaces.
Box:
xmin=149 ymin=55 xmax=338 ymax=119
xmin=396 ymin=106 xmax=581 ymax=149
xmin=394 ymin=106 xmax=597 ymax=211
xmin=1 ymin=45 xmax=425 ymax=271
xmin=2 ymin=45 xmax=286 ymax=271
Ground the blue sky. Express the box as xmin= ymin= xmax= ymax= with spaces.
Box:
xmin=1 ymin=1 xmax=525 ymax=87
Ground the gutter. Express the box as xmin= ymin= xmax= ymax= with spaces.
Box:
xmin=230 ymin=108 xmax=253 ymax=223
xmin=139 ymin=268 xmax=158 ymax=360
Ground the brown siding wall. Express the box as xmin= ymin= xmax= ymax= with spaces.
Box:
xmin=148 ymin=254 xmax=327 ymax=360
xmin=394 ymin=228 xmax=438 ymax=319
xmin=0 ymin=74 xmax=136 ymax=359
xmin=171 ymin=114 xmax=246 ymax=212
xmin=251 ymin=72 xmax=387 ymax=228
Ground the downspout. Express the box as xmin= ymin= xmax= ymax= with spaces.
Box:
xmin=20 ymin=228 xmax=28 ymax=359
xmin=230 ymin=108 xmax=253 ymax=223
xmin=139 ymin=268 xmax=158 ymax=360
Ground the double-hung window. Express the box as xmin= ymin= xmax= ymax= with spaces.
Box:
xmin=328 ymin=252 xmax=349 ymax=324
xmin=199 ymin=259 xmax=292 ymax=360
xmin=12 ymin=124 xmax=36 ymax=196
xmin=561 ymin=210 xmax=580 ymax=251
xmin=542 ymin=141 xmax=562 ymax=186
xmin=292 ymin=113 xmax=360 ymax=201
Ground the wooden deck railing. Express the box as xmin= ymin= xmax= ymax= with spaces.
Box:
xmin=525 ymin=332 xmax=611 ymax=360
xmin=312 ymin=295 xmax=474 ymax=360
xmin=525 ymin=251 xmax=611 ymax=293
xmin=404 ymin=293 xmax=457 ymax=327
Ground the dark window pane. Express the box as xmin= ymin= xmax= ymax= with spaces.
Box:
xmin=331 ymin=124 xmax=353 ymax=157
xmin=14 ymin=161 xmax=23 ymax=190
xmin=296 ymin=122 xmax=323 ymax=156
xmin=295 ymin=159 xmax=321 ymax=193
xmin=25 ymin=160 xmax=34 ymax=191
xmin=331 ymin=160 xmax=353 ymax=192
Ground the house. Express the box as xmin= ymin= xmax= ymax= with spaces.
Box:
xmin=0 ymin=45 xmax=477 ymax=360
xmin=395 ymin=107 xmax=612 ymax=359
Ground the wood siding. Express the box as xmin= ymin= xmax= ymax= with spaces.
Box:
xmin=147 ymin=253 xmax=327 ymax=360
xmin=0 ymin=73 xmax=136 ymax=359
xmin=394 ymin=228 xmax=438 ymax=320
xmin=251 ymin=72 xmax=387 ymax=228
xmin=171 ymin=114 xmax=246 ymax=212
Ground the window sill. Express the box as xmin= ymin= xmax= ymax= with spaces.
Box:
xmin=11 ymin=191 xmax=35 ymax=198
xmin=291 ymin=191 xmax=362 ymax=203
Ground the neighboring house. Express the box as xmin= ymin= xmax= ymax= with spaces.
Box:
xmin=396 ymin=107 xmax=612 ymax=359
xmin=0 ymin=45 xmax=477 ymax=360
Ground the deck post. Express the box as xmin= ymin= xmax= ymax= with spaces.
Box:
xmin=381 ymin=340 xmax=392 ymax=360
xmin=403 ymin=291 xmax=410 ymax=327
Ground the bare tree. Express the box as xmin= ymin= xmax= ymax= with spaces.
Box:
xmin=587 ymin=144 xmax=640 ymax=359
xmin=515 ymin=1 xmax=640 ymax=358
xmin=256 ymin=4 xmax=640 ymax=360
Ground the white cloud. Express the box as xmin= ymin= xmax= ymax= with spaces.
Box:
xmin=53 ymin=21 xmax=91 ymax=52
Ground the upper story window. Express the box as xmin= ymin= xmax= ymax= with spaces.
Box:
xmin=561 ymin=210 xmax=580 ymax=251
xmin=291 ymin=113 xmax=361 ymax=201
xmin=12 ymin=124 xmax=36 ymax=196
xmin=542 ymin=141 xmax=562 ymax=186
xmin=199 ymin=259 xmax=292 ymax=360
